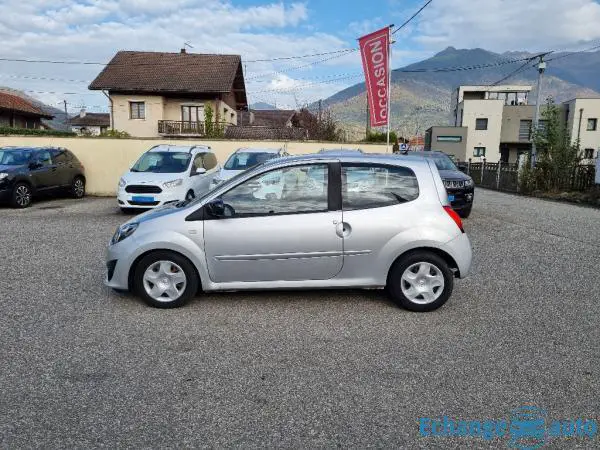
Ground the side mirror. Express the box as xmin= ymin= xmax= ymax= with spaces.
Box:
xmin=29 ymin=161 xmax=41 ymax=169
xmin=458 ymin=165 xmax=468 ymax=173
xmin=192 ymin=167 xmax=207 ymax=176
xmin=205 ymin=199 xmax=225 ymax=217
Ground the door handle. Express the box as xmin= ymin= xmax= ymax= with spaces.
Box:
xmin=335 ymin=221 xmax=351 ymax=238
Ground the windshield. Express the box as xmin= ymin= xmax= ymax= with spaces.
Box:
xmin=0 ymin=149 xmax=32 ymax=165
xmin=224 ymin=152 xmax=277 ymax=170
xmin=131 ymin=152 xmax=191 ymax=173
xmin=424 ymin=154 xmax=458 ymax=171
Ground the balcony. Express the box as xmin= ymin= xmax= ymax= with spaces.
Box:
xmin=158 ymin=120 xmax=206 ymax=136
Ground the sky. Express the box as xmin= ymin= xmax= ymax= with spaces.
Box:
xmin=2 ymin=0 xmax=600 ymax=113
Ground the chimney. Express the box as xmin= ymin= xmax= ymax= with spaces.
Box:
xmin=79 ymin=108 xmax=86 ymax=118
xmin=180 ymin=48 xmax=186 ymax=54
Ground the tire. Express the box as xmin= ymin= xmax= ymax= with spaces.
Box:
xmin=11 ymin=182 xmax=33 ymax=208
xmin=71 ymin=176 xmax=85 ymax=199
xmin=185 ymin=190 xmax=195 ymax=201
xmin=387 ymin=251 xmax=454 ymax=312
xmin=133 ymin=251 xmax=199 ymax=308
xmin=458 ymin=205 xmax=472 ymax=219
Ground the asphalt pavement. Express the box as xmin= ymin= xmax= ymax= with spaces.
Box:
xmin=1 ymin=190 xmax=599 ymax=448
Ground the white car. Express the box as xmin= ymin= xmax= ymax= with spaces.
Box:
xmin=117 ymin=145 xmax=219 ymax=212
xmin=211 ymin=147 xmax=287 ymax=189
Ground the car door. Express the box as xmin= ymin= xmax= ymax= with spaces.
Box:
xmin=50 ymin=148 xmax=71 ymax=187
xmin=203 ymin=162 xmax=343 ymax=283
xmin=29 ymin=149 xmax=57 ymax=191
xmin=339 ymin=163 xmax=421 ymax=272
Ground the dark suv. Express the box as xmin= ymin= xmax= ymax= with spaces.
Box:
xmin=0 ymin=147 xmax=86 ymax=208
xmin=411 ymin=151 xmax=474 ymax=218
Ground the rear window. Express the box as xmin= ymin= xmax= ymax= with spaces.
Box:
xmin=342 ymin=164 xmax=419 ymax=210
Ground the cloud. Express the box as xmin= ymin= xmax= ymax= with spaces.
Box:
xmin=415 ymin=0 xmax=600 ymax=52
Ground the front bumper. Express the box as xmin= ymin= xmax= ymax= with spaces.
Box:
xmin=0 ymin=188 xmax=11 ymax=203
xmin=104 ymin=236 xmax=140 ymax=290
xmin=446 ymin=187 xmax=474 ymax=211
xmin=117 ymin=187 xmax=185 ymax=209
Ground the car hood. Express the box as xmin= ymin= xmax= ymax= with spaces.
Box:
xmin=438 ymin=169 xmax=471 ymax=181
xmin=125 ymin=202 xmax=183 ymax=225
xmin=218 ymin=168 xmax=243 ymax=181
xmin=0 ymin=164 xmax=27 ymax=174
xmin=121 ymin=171 xmax=187 ymax=186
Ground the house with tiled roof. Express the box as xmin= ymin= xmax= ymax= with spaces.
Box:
xmin=89 ymin=49 xmax=248 ymax=138
xmin=0 ymin=92 xmax=53 ymax=129
xmin=70 ymin=110 xmax=110 ymax=135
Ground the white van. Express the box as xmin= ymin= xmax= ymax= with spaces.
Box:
xmin=117 ymin=145 xmax=219 ymax=212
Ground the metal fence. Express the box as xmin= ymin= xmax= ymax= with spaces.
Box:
xmin=465 ymin=159 xmax=596 ymax=193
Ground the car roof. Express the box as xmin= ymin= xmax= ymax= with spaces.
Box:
xmin=234 ymin=147 xmax=282 ymax=154
xmin=148 ymin=144 xmax=211 ymax=153
xmin=409 ymin=151 xmax=448 ymax=158
xmin=261 ymin=152 xmax=433 ymax=170
xmin=318 ymin=148 xmax=363 ymax=154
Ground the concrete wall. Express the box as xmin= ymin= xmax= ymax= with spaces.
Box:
xmin=461 ymin=99 xmax=504 ymax=162
xmin=501 ymin=105 xmax=535 ymax=142
xmin=0 ymin=136 xmax=388 ymax=196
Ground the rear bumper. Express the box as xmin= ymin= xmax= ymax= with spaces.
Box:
xmin=444 ymin=233 xmax=472 ymax=278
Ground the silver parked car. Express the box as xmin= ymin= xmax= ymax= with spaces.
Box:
xmin=105 ymin=153 xmax=472 ymax=311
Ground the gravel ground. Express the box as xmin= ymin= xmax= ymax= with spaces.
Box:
xmin=1 ymin=190 xmax=599 ymax=448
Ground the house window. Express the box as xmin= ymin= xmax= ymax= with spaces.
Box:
xmin=473 ymin=147 xmax=486 ymax=157
xmin=182 ymin=105 xmax=203 ymax=122
xmin=437 ymin=135 xmax=462 ymax=143
xmin=519 ymin=120 xmax=532 ymax=141
xmin=129 ymin=102 xmax=145 ymax=119
xmin=475 ymin=118 xmax=488 ymax=130
xmin=587 ymin=118 xmax=597 ymax=131
xmin=583 ymin=148 xmax=595 ymax=159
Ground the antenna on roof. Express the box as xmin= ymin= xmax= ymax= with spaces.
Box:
xmin=184 ymin=42 xmax=194 ymax=49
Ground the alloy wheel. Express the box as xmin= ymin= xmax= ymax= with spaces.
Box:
xmin=74 ymin=178 xmax=85 ymax=197
xmin=400 ymin=262 xmax=445 ymax=304
xmin=142 ymin=260 xmax=187 ymax=302
xmin=15 ymin=185 xmax=31 ymax=207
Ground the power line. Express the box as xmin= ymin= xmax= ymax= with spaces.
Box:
xmin=490 ymin=60 xmax=536 ymax=86
xmin=392 ymin=0 xmax=433 ymax=35
xmin=245 ymin=49 xmax=355 ymax=63
xmin=546 ymin=42 xmax=600 ymax=62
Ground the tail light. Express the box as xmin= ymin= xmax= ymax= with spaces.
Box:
xmin=443 ymin=206 xmax=464 ymax=233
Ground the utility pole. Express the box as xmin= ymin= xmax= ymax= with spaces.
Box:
xmin=318 ymin=99 xmax=322 ymax=123
xmin=366 ymin=93 xmax=371 ymax=138
xmin=63 ymin=100 xmax=70 ymax=130
xmin=531 ymin=55 xmax=547 ymax=167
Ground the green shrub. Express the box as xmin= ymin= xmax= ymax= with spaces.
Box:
xmin=0 ymin=127 xmax=75 ymax=137
xmin=363 ymin=130 xmax=398 ymax=143
xmin=99 ymin=129 xmax=130 ymax=138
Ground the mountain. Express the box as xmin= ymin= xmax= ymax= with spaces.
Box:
xmin=322 ymin=47 xmax=600 ymax=137
xmin=0 ymin=87 xmax=71 ymax=131
xmin=250 ymin=102 xmax=278 ymax=110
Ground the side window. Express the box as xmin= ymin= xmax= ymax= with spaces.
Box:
xmin=342 ymin=164 xmax=419 ymax=210
xmin=35 ymin=150 xmax=53 ymax=167
xmin=192 ymin=153 xmax=204 ymax=170
xmin=52 ymin=149 xmax=68 ymax=164
xmin=202 ymin=152 xmax=217 ymax=170
xmin=219 ymin=164 xmax=328 ymax=217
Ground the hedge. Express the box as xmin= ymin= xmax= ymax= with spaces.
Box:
xmin=0 ymin=127 xmax=76 ymax=137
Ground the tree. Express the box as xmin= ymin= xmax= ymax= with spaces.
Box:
xmin=527 ymin=98 xmax=581 ymax=191
xmin=292 ymin=108 xmax=342 ymax=141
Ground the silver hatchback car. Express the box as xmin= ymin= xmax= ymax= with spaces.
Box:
xmin=106 ymin=153 xmax=472 ymax=311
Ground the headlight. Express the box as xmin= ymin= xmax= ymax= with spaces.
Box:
xmin=110 ymin=222 xmax=139 ymax=245
xmin=118 ymin=177 xmax=126 ymax=188
xmin=464 ymin=179 xmax=474 ymax=187
xmin=163 ymin=179 xmax=183 ymax=189
xmin=0 ymin=173 xmax=8 ymax=181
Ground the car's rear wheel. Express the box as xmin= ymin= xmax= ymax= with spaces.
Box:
xmin=11 ymin=183 xmax=32 ymax=208
xmin=133 ymin=251 xmax=198 ymax=308
xmin=71 ymin=176 xmax=85 ymax=199
xmin=387 ymin=251 xmax=454 ymax=312
xmin=458 ymin=205 xmax=472 ymax=218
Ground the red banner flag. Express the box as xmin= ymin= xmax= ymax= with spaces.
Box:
xmin=358 ymin=27 xmax=391 ymax=127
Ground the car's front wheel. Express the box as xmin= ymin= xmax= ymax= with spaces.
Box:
xmin=11 ymin=182 xmax=32 ymax=208
xmin=387 ymin=251 xmax=454 ymax=312
xmin=133 ymin=251 xmax=199 ymax=308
